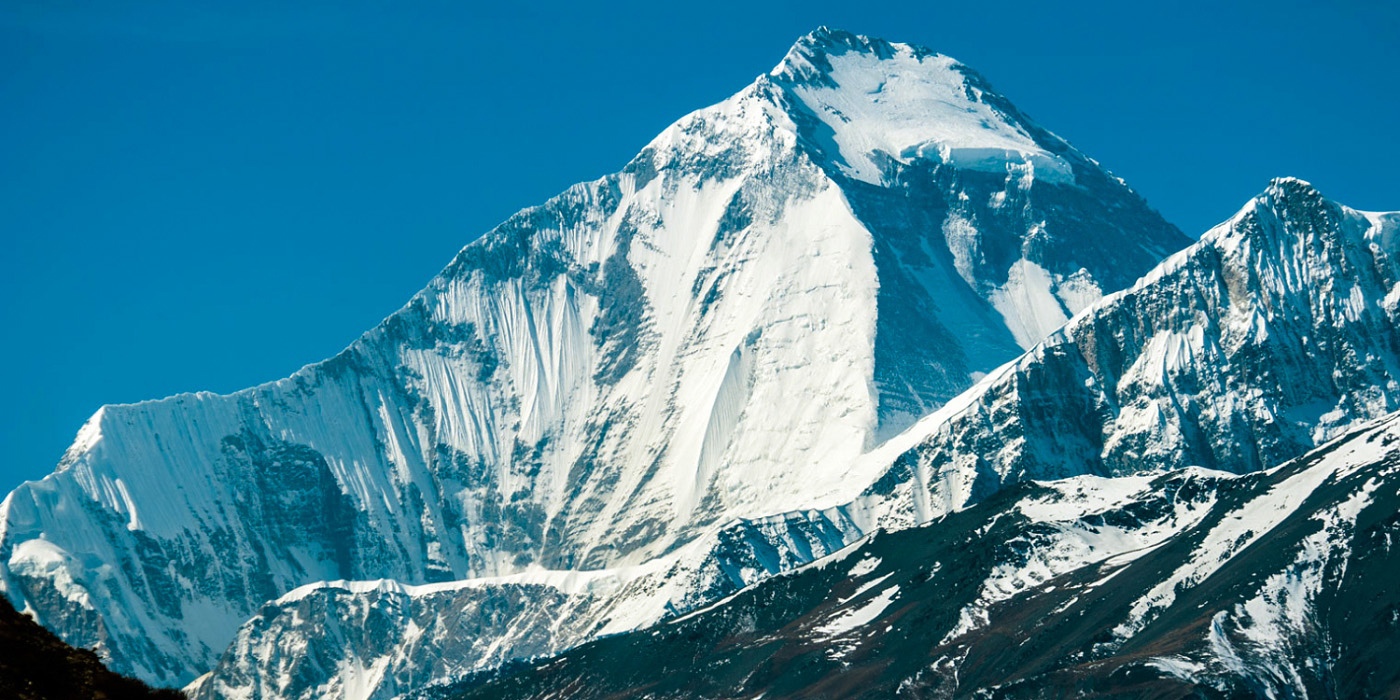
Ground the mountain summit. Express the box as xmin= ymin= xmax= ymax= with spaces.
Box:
xmin=0 ymin=30 xmax=1185 ymax=692
xmin=771 ymin=27 xmax=1076 ymax=186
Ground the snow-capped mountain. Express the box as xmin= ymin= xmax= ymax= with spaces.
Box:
xmin=187 ymin=178 xmax=1400 ymax=700
xmin=438 ymin=410 xmax=1400 ymax=699
xmin=0 ymin=28 xmax=1185 ymax=689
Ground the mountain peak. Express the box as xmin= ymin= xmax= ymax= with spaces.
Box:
xmin=764 ymin=29 xmax=1075 ymax=186
xmin=1268 ymin=175 xmax=1315 ymax=189
xmin=771 ymin=27 xmax=936 ymax=88
xmin=780 ymin=27 xmax=907 ymax=66
xmin=1260 ymin=175 xmax=1323 ymax=206
xmin=1244 ymin=176 xmax=1336 ymax=231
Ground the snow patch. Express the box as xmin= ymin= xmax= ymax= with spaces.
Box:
xmin=990 ymin=259 xmax=1071 ymax=350
xmin=815 ymin=584 xmax=900 ymax=640
xmin=849 ymin=555 xmax=881 ymax=577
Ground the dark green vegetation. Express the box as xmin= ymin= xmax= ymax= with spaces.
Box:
xmin=433 ymin=416 xmax=1400 ymax=699
xmin=0 ymin=595 xmax=183 ymax=700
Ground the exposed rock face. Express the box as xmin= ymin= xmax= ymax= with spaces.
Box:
xmin=0 ymin=28 xmax=1185 ymax=691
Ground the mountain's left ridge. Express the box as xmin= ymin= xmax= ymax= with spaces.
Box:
xmin=0 ymin=29 xmax=1186 ymax=690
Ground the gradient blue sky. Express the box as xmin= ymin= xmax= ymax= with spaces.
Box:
xmin=3 ymin=1 xmax=1398 ymax=490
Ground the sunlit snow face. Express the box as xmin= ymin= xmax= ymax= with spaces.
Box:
xmin=773 ymin=41 xmax=1073 ymax=186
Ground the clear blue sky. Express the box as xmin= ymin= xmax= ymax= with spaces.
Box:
xmin=3 ymin=0 xmax=1397 ymax=490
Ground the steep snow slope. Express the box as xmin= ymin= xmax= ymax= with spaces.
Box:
xmin=191 ymin=182 xmax=1400 ymax=700
xmin=0 ymin=27 xmax=1184 ymax=686
xmin=437 ymin=411 xmax=1400 ymax=700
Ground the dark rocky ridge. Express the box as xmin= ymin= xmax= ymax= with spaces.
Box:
xmin=0 ymin=596 xmax=183 ymax=700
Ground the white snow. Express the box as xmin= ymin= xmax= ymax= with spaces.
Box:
xmin=8 ymin=539 xmax=97 ymax=612
xmin=1112 ymin=415 xmax=1400 ymax=644
xmin=814 ymin=584 xmax=900 ymax=639
xmin=1144 ymin=656 xmax=1206 ymax=683
xmin=990 ymin=258 xmax=1072 ymax=350
xmin=849 ymin=555 xmax=881 ymax=577
xmin=941 ymin=469 xmax=1223 ymax=646
xmin=776 ymin=38 xmax=1074 ymax=186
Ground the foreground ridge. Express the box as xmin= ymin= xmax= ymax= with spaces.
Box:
xmin=434 ymin=411 xmax=1400 ymax=699
xmin=0 ymin=596 xmax=183 ymax=700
